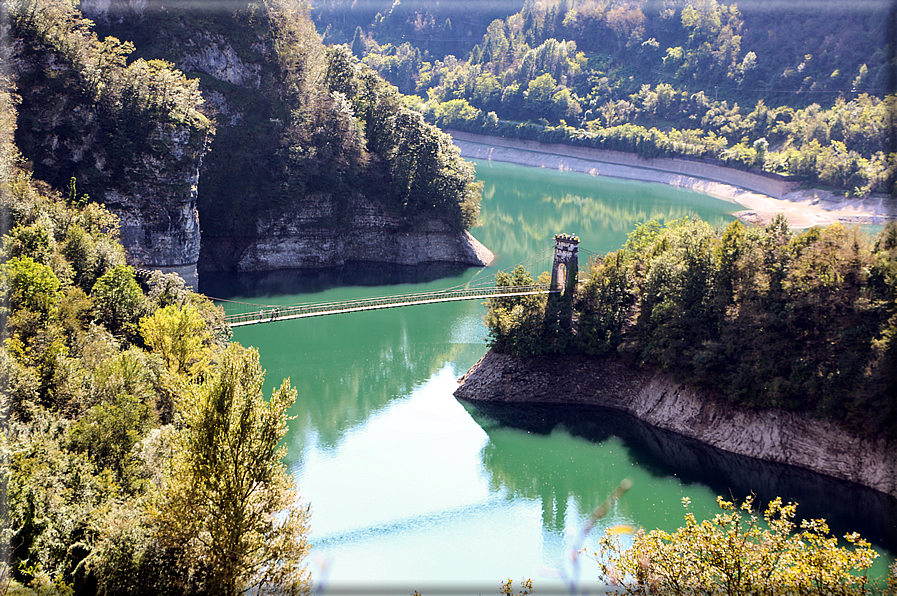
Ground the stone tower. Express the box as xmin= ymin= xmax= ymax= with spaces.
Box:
xmin=551 ymin=233 xmax=579 ymax=296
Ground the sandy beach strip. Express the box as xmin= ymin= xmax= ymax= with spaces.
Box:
xmin=450 ymin=130 xmax=895 ymax=229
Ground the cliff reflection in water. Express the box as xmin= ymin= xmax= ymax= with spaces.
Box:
xmin=465 ymin=401 xmax=897 ymax=551
xmin=200 ymin=261 xmax=471 ymax=299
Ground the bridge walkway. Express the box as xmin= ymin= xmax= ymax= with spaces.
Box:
xmin=224 ymin=284 xmax=556 ymax=327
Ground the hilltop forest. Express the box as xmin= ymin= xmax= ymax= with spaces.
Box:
xmin=486 ymin=218 xmax=897 ymax=438
xmin=321 ymin=0 xmax=895 ymax=197
xmin=81 ymin=0 xmax=482 ymax=235
xmin=7 ymin=0 xmax=483 ymax=278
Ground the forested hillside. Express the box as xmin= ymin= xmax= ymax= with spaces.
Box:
xmin=2 ymin=0 xmax=490 ymax=590
xmin=0 ymin=94 xmax=311 ymax=592
xmin=330 ymin=0 xmax=896 ymax=197
xmin=6 ymin=0 xmax=211 ymax=278
xmin=5 ymin=0 xmax=484 ymax=278
xmin=85 ymin=0 xmax=482 ymax=240
xmin=486 ymin=219 xmax=897 ymax=437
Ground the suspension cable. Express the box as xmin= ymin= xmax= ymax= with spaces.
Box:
xmin=206 ymin=246 xmax=559 ymax=313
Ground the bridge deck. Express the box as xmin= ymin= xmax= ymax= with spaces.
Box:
xmin=225 ymin=284 xmax=556 ymax=327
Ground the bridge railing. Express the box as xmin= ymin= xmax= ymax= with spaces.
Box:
xmin=223 ymin=283 xmax=555 ymax=327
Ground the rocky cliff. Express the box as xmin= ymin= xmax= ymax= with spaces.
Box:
xmin=199 ymin=195 xmax=493 ymax=272
xmin=455 ymin=350 xmax=897 ymax=499
xmin=83 ymin=0 xmax=491 ymax=275
xmin=8 ymin=16 xmax=210 ymax=286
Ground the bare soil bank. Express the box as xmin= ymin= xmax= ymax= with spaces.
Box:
xmin=450 ymin=131 xmax=895 ymax=229
xmin=455 ymin=350 xmax=897 ymax=499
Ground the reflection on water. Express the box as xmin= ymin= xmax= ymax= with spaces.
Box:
xmin=200 ymin=266 xmax=490 ymax=453
xmin=200 ymin=261 xmax=472 ymax=300
xmin=204 ymin=159 xmax=894 ymax=586
xmin=473 ymin=159 xmax=736 ymax=264
xmin=464 ymin=401 xmax=897 ymax=553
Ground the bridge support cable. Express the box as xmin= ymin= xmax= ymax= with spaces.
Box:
xmin=205 ymin=245 xmax=567 ymax=328
xmin=224 ymin=284 xmax=557 ymax=327
xmin=206 ymin=248 xmax=555 ymax=311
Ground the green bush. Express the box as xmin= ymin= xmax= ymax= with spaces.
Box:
xmin=91 ymin=265 xmax=146 ymax=340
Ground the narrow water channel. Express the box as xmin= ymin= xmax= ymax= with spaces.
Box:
xmin=201 ymin=160 xmax=896 ymax=591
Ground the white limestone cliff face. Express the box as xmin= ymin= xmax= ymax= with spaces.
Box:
xmin=199 ymin=195 xmax=493 ymax=272
xmin=176 ymin=33 xmax=262 ymax=89
xmin=455 ymin=350 xmax=897 ymax=498
xmin=9 ymin=35 xmax=208 ymax=286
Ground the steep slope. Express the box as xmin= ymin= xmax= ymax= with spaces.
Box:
xmin=7 ymin=0 xmax=212 ymax=285
xmin=84 ymin=0 xmax=491 ymax=273
xmin=455 ymin=351 xmax=897 ymax=498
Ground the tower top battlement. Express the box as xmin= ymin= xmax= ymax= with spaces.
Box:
xmin=551 ymin=233 xmax=579 ymax=295
xmin=554 ymin=233 xmax=580 ymax=244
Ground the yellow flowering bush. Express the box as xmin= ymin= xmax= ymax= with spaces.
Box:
xmin=590 ymin=496 xmax=880 ymax=595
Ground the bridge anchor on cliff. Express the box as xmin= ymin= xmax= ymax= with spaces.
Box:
xmin=551 ymin=233 xmax=579 ymax=297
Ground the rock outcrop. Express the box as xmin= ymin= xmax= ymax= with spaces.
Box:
xmin=455 ymin=350 xmax=897 ymax=499
xmin=199 ymin=195 xmax=493 ymax=272
xmin=11 ymin=2 xmax=490 ymax=285
xmin=81 ymin=3 xmax=492 ymax=276
xmin=8 ymin=19 xmax=210 ymax=287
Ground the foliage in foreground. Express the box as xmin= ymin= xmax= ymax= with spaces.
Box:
xmin=155 ymin=344 xmax=311 ymax=596
xmin=591 ymin=496 xmax=887 ymax=596
xmin=0 ymin=158 xmax=310 ymax=593
xmin=486 ymin=217 xmax=897 ymax=436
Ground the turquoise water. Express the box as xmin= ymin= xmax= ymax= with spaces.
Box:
xmin=202 ymin=161 xmax=896 ymax=592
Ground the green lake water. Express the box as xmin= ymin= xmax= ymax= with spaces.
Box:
xmin=201 ymin=160 xmax=896 ymax=592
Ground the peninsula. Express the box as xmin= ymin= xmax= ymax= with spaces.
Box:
xmin=457 ymin=217 xmax=897 ymax=499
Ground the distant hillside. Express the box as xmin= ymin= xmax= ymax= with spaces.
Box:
xmin=311 ymin=0 xmax=515 ymax=59
xmin=324 ymin=0 xmax=892 ymax=103
xmin=318 ymin=0 xmax=896 ymax=198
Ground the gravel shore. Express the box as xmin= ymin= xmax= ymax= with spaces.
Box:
xmin=451 ymin=131 xmax=895 ymax=229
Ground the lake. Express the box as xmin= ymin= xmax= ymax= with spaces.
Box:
xmin=201 ymin=159 xmax=896 ymax=593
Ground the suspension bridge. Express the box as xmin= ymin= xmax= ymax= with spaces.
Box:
xmin=211 ymin=234 xmax=590 ymax=328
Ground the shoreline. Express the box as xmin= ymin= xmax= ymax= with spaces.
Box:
xmin=450 ymin=130 xmax=895 ymax=229
xmin=455 ymin=351 xmax=897 ymax=499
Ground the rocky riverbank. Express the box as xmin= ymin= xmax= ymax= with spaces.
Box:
xmin=451 ymin=131 xmax=895 ymax=229
xmin=198 ymin=196 xmax=493 ymax=272
xmin=455 ymin=350 xmax=897 ymax=499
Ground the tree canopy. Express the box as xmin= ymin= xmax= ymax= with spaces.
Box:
xmin=0 ymin=140 xmax=309 ymax=593
xmin=341 ymin=0 xmax=894 ymax=197
xmin=485 ymin=218 xmax=897 ymax=437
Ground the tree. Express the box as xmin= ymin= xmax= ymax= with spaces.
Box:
xmin=485 ymin=265 xmax=549 ymax=356
xmin=0 ymin=256 xmax=62 ymax=320
xmin=591 ymin=496 xmax=880 ymax=595
xmin=351 ymin=25 xmax=366 ymax=57
xmin=91 ymin=265 xmax=146 ymax=338
xmin=67 ymin=390 xmax=152 ymax=491
xmin=140 ymin=304 xmax=212 ymax=376
xmin=525 ymin=73 xmax=557 ymax=117
xmin=156 ymin=344 xmax=311 ymax=596
xmin=575 ymin=251 xmax=634 ymax=355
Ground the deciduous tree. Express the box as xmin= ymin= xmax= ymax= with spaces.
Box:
xmin=156 ymin=344 xmax=311 ymax=596
xmin=591 ymin=496 xmax=879 ymax=595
